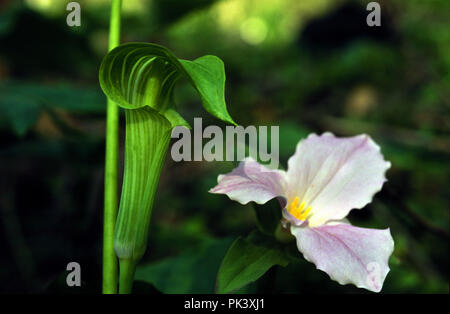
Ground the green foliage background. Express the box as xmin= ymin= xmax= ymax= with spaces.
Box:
xmin=0 ymin=0 xmax=448 ymax=293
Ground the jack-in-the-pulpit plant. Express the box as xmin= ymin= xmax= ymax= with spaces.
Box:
xmin=211 ymin=132 xmax=394 ymax=292
xmin=99 ymin=43 xmax=235 ymax=293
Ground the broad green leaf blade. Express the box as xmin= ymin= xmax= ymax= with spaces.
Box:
xmin=179 ymin=56 xmax=235 ymax=125
xmin=99 ymin=42 xmax=236 ymax=126
xmin=135 ymin=237 xmax=233 ymax=293
xmin=216 ymin=233 xmax=289 ymax=294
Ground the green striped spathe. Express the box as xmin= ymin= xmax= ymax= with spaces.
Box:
xmin=113 ymin=107 xmax=171 ymax=261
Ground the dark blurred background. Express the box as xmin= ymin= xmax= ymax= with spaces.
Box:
xmin=0 ymin=0 xmax=448 ymax=293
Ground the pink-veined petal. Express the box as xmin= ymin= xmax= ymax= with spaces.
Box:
xmin=209 ymin=157 xmax=287 ymax=206
xmin=290 ymin=221 xmax=394 ymax=292
xmin=286 ymin=132 xmax=390 ymax=227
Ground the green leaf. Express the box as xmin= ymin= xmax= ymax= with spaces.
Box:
xmin=178 ymin=55 xmax=233 ymax=124
xmin=0 ymin=93 xmax=41 ymax=136
xmin=0 ymin=81 xmax=105 ymax=136
xmin=216 ymin=232 xmax=289 ymax=294
xmin=0 ymin=81 xmax=105 ymax=113
xmin=99 ymin=42 xmax=236 ymax=127
xmin=135 ymin=237 xmax=234 ymax=293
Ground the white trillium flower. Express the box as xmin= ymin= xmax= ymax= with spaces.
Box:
xmin=210 ymin=132 xmax=394 ymax=292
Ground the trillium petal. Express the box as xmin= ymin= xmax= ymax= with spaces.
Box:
xmin=209 ymin=157 xmax=287 ymax=206
xmin=290 ymin=222 xmax=394 ymax=292
xmin=286 ymin=132 xmax=390 ymax=227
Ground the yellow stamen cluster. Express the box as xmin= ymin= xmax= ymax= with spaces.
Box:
xmin=288 ymin=196 xmax=312 ymax=221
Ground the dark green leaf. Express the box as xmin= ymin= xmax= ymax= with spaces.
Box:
xmin=135 ymin=237 xmax=233 ymax=293
xmin=0 ymin=81 xmax=105 ymax=113
xmin=0 ymin=94 xmax=41 ymax=136
xmin=216 ymin=232 xmax=289 ymax=294
xmin=0 ymin=81 xmax=105 ymax=136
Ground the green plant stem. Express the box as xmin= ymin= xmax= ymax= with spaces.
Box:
xmin=102 ymin=0 xmax=122 ymax=294
xmin=274 ymin=224 xmax=295 ymax=243
xmin=118 ymin=259 xmax=137 ymax=294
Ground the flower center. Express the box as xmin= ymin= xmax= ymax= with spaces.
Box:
xmin=288 ymin=196 xmax=312 ymax=221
